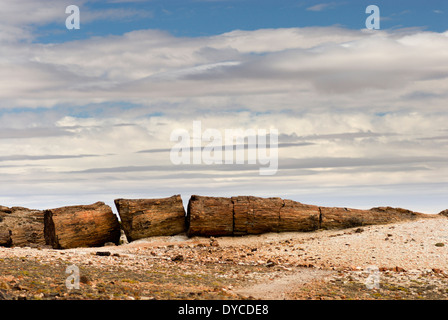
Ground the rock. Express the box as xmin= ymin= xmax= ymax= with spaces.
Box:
xmin=115 ymin=195 xmax=186 ymax=242
xmin=0 ymin=289 xmax=11 ymax=300
xmin=13 ymin=284 xmax=30 ymax=291
xmin=265 ymin=259 xmax=278 ymax=267
xmin=96 ymin=251 xmax=111 ymax=256
xmin=119 ymin=230 xmax=128 ymax=245
xmin=0 ymin=281 xmax=10 ymax=291
xmin=209 ymin=237 xmax=219 ymax=247
xmin=44 ymin=202 xmax=120 ymax=249
xmin=80 ymin=275 xmax=90 ymax=284
xmin=172 ymin=254 xmax=184 ymax=262
xmin=393 ymin=266 xmax=406 ymax=272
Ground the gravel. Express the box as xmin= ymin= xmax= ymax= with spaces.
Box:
xmin=0 ymin=215 xmax=447 ymax=300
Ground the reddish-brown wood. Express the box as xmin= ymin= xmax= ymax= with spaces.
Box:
xmin=187 ymin=195 xmax=233 ymax=237
xmin=44 ymin=202 xmax=120 ymax=249
xmin=186 ymin=196 xmax=428 ymax=237
xmin=279 ymin=200 xmax=321 ymax=232
xmin=115 ymin=195 xmax=186 ymax=241
xmin=0 ymin=206 xmax=45 ymax=247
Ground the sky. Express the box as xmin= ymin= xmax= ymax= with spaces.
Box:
xmin=0 ymin=0 xmax=447 ymax=214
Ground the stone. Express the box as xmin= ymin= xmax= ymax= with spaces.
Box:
xmin=96 ymin=251 xmax=111 ymax=256
xmin=172 ymin=254 xmax=184 ymax=262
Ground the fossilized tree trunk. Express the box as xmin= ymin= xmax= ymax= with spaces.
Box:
xmin=115 ymin=195 xmax=186 ymax=241
xmin=0 ymin=206 xmax=45 ymax=247
xmin=44 ymin=202 xmax=120 ymax=249
xmin=187 ymin=195 xmax=233 ymax=237
xmin=186 ymin=195 xmax=427 ymax=237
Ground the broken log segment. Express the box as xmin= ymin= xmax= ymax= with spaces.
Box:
xmin=44 ymin=202 xmax=120 ymax=249
xmin=115 ymin=195 xmax=186 ymax=242
xmin=320 ymin=206 xmax=427 ymax=230
xmin=186 ymin=195 xmax=428 ymax=237
xmin=438 ymin=209 xmax=448 ymax=217
xmin=278 ymin=200 xmax=321 ymax=233
xmin=187 ymin=195 xmax=233 ymax=237
xmin=232 ymin=196 xmax=284 ymax=235
xmin=0 ymin=230 xmax=12 ymax=247
xmin=0 ymin=206 xmax=45 ymax=247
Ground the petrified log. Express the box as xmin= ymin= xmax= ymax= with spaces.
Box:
xmin=115 ymin=195 xmax=186 ymax=242
xmin=439 ymin=209 xmax=448 ymax=217
xmin=0 ymin=206 xmax=45 ymax=247
xmin=44 ymin=202 xmax=120 ymax=249
xmin=232 ymin=196 xmax=284 ymax=235
xmin=187 ymin=195 xmax=233 ymax=237
xmin=0 ymin=230 xmax=12 ymax=247
xmin=320 ymin=206 xmax=425 ymax=230
xmin=186 ymin=195 xmax=427 ymax=237
xmin=278 ymin=200 xmax=321 ymax=232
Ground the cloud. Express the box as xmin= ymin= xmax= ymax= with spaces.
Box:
xmin=0 ymin=127 xmax=74 ymax=139
xmin=306 ymin=2 xmax=340 ymax=12
xmin=0 ymin=154 xmax=98 ymax=162
xmin=0 ymin=0 xmax=152 ymax=42
xmin=2 ymin=27 xmax=448 ymax=113
xmin=0 ymin=20 xmax=447 ymax=212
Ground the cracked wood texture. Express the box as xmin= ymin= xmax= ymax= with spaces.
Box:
xmin=232 ymin=196 xmax=284 ymax=235
xmin=0 ymin=206 xmax=45 ymax=247
xmin=44 ymin=202 xmax=120 ymax=249
xmin=187 ymin=195 xmax=427 ymax=237
xmin=187 ymin=195 xmax=233 ymax=237
xmin=115 ymin=195 xmax=186 ymax=241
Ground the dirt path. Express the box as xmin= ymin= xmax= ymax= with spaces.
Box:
xmin=1 ymin=216 xmax=448 ymax=300
xmin=235 ymin=269 xmax=333 ymax=299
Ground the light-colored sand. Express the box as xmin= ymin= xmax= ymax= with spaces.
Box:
xmin=1 ymin=215 xmax=447 ymax=299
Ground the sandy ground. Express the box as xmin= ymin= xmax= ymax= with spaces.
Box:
xmin=1 ymin=215 xmax=448 ymax=300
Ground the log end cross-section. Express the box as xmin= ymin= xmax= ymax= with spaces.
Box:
xmin=44 ymin=202 xmax=120 ymax=249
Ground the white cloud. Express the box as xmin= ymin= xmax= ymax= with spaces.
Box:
xmin=0 ymin=0 xmax=152 ymax=42
xmin=0 ymin=23 xmax=448 ymax=212
xmin=2 ymin=27 xmax=448 ymax=110
xmin=306 ymin=2 xmax=340 ymax=12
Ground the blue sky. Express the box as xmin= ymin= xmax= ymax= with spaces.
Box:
xmin=36 ymin=0 xmax=448 ymax=42
xmin=0 ymin=0 xmax=447 ymax=213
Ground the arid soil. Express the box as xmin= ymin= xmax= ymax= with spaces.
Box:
xmin=1 ymin=216 xmax=448 ymax=300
